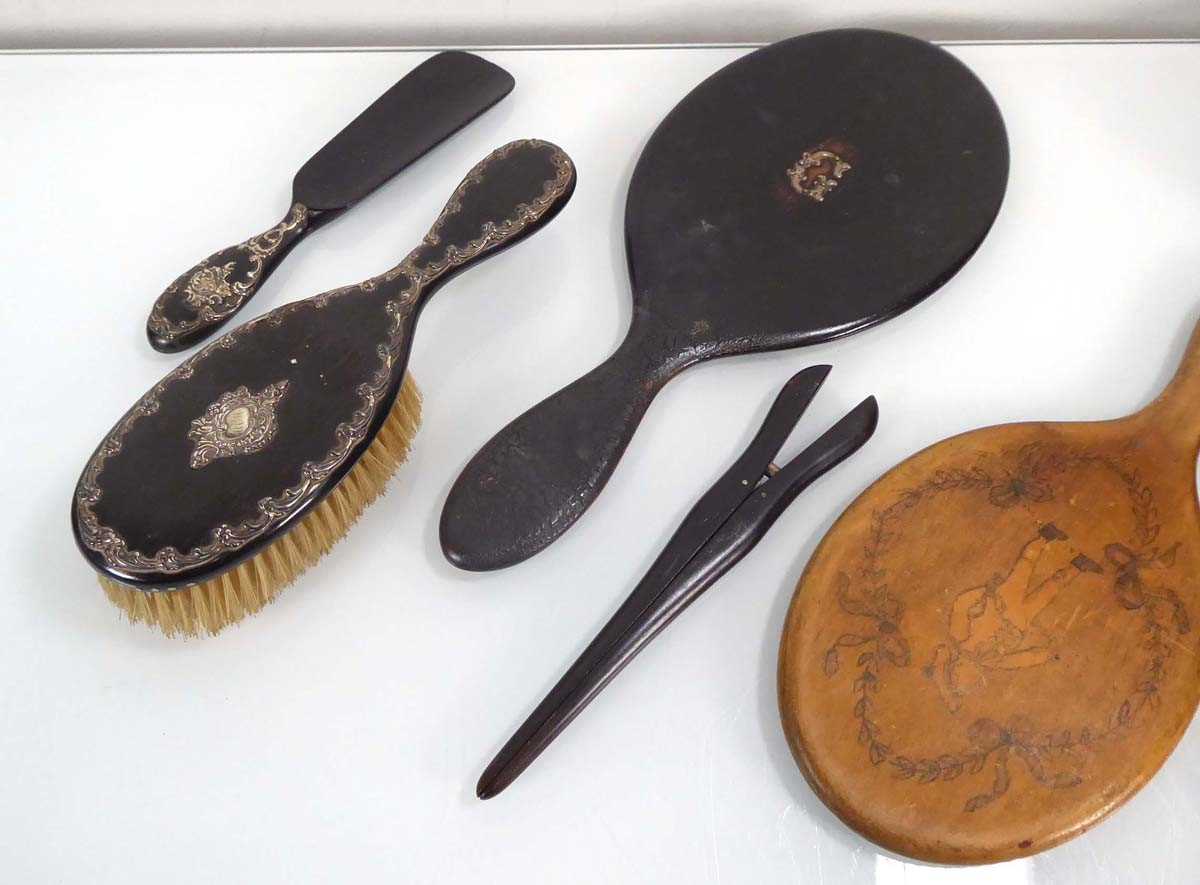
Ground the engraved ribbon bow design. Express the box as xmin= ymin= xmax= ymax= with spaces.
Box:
xmin=987 ymin=471 xmax=1053 ymax=509
xmin=1103 ymin=542 xmax=1189 ymax=632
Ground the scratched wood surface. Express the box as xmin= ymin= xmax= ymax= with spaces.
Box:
xmin=779 ymin=316 xmax=1200 ymax=864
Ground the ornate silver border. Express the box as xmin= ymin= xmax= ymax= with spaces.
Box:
xmin=147 ymin=202 xmax=309 ymax=342
xmin=77 ymin=140 xmax=574 ymax=577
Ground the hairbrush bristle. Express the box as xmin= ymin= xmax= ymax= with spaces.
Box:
xmin=98 ymin=374 xmax=422 ymax=637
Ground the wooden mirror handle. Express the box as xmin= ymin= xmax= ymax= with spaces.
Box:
xmin=440 ymin=325 xmax=674 ymax=571
xmin=1142 ymin=311 xmax=1200 ymax=448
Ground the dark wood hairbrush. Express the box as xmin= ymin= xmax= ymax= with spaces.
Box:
xmin=477 ymin=366 xmax=878 ymax=798
xmin=146 ymin=51 xmax=515 ymax=352
xmin=441 ymin=29 xmax=1009 ymax=572
xmin=73 ymin=139 xmax=575 ymax=637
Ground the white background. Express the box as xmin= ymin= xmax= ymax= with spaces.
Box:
xmin=2 ymin=41 xmax=1200 ymax=884
xmin=1 ymin=0 xmax=1198 ymax=49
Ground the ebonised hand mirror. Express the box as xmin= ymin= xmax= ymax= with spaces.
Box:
xmin=441 ymin=29 xmax=1010 ymax=570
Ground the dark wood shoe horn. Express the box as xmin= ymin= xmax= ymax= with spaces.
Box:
xmin=146 ymin=51 xmax=514 ymax=352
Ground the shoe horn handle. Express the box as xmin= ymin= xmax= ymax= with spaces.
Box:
xmin=146 ymin=203 xmax=337 ymax=353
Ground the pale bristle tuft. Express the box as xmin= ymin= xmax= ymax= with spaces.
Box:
xmin=98 ymin=374 xmax=422 ymax=638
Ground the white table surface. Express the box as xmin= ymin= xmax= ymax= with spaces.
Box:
xmin=2 ymin=41 xmax=1200 ymax=884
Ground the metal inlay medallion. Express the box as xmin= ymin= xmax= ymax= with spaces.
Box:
xmin=184 ymin=262 xmax=238 ymax=312
xmin=188 ymin=381 xmax=290 ymax=469
xmin=788 ymin=149 xmax=852 ymax=202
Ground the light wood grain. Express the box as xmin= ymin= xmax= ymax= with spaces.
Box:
xmin=779 ymin=316 xmax=1200 ymax=864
